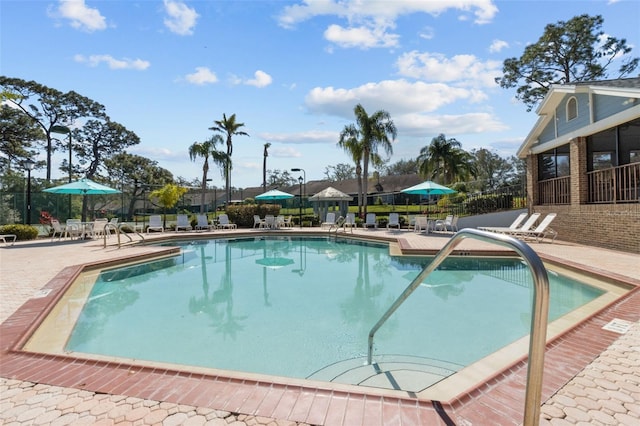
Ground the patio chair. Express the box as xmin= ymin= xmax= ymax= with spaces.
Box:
xmin=265 ymin=215 xmax=277 ymax=229
xmin=387 ymin=213 xmax=401 ymax=230
xmin=364 ymin=213 xmax=378 ymax=229
xmin=50 ymin=219 xmax=67 ymax=240
xmin=283 ymin=215 xmax=293 ymax=228
xmin=276 ymin=215 xmax=286 ymax=229
xmin=343 ymin=213 xmax=356 ymax=232
xmin=435 ymin=215 xmax=459 ymax=233
xmin=66 ymin=218 xmax=82 ymax=239
xmin=407 ymin=215 xmax=416 ymax=231
xmin=478 ymin=212 xmax=528 ymax=233
xmin=195 ymin=214 xmax=213 ymax=231
xmin=488 ymin=213 xmax=541 ymax=236
xmin=321 ymin=212 xmax=337 ymax=229
xmin=175 ymin=214 xmax=192 ymax=232
xmin=253 ymin=215 xmax=265 ymax=228
xmin=0 ymin=234 xmax=17 ymax=246
xmin=90 ymin=218 xmax=109 ymax=239
xmin=513 ymin=213 xmax=558 ymax=243
xmin=147 ymin=215 xmax=164 ymax=233
xmin=216 ymin=214 xmax=237 ymax=229
xmin=413 ymin=216 xmax=430 ymax=233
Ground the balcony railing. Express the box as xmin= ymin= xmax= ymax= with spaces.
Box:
xmin=588 ymin=162 xmax=640 ymax=203
xmin=537 ymin=176 xmax=571 ymax=205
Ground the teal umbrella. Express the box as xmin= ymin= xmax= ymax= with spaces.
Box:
xmin=43 ymin=178 xmax=121 ymax=195
xmin=255 ymin=257 xmax=294 ymax=269
xmin=400 ymin=180 xmax=456 ymax=196
xmin=255 ymin=189 xmax=294 ymax=201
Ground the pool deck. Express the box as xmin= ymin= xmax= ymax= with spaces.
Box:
xmin=1 ymin=227 xmax=639 ymax=425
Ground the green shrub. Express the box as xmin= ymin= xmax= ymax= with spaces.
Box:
xmin=0 ymin=224 xmax=39 ymax=241
xmin=226 ymin=204 xmax=281 ymax=227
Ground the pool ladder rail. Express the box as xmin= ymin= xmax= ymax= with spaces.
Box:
xmin=367 ymin=228 xmax=550 ymax=426
xmin=102 ymin=222 xmax=145 ymax=248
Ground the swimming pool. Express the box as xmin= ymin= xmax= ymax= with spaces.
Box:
xmin=27 ymin=236 xmax=608 ymax=394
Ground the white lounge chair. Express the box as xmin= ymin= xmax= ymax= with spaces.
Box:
xmin=66 ymin=218 xmax=82 ymax=239
xmin=490 ymin=213 xmax=541 ymax=236
xmin=216 ymin=214 xmax=237 ymax=229
xmin=387 ymin=213 xmax=401 ymax=230
xmin=147 ymin=215 xmax=164 ymax=233
xmin=513 ymin=213 xmax=558 ymax=243
xmin=435 ymin=215 xmax=459 ymax=233
xmin=253 ymin=215 xmax=265 ymax=228
xmin=364 ymin=213 xmax=378 ymax=229
xmin=413 ymin=216 xmax=430 ymax=233
xmin=195 ymin=214 xmax=213 ymax=231
xmin=343 ymin=213 xmax=356 ymax=232
xmin=283 ymin=215 xmax=293 ymax=228
xmin=50 ymin=219 xmax=67 ymax=240
xmin=478 ymin=212 xmax=528 ymax=233
xmin=321 ymin=212 xmax=337 ymax=229
xmin=0 ymin=234 xmax=17 ymax=246
xmin=175 ymin=214 xmax=192 ymax=232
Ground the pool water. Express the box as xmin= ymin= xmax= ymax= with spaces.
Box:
xmin=66 ymin=236 xmax=603 ymax=383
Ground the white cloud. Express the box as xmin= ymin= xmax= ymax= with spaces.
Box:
xmin=245 ymin=70 xmax=273 ymax=88
xmin=163 ymin=0 xmax=199 ymax=36
xmin=324 ymin=24 xmax=399 ymax=49
xmin=489 ymin=39 xmax=509 ymax=53
xmin=55 ymin=0 xmax=107 ymax=32
xmin=185 ymin=67 xmax=218 ymax=85
xmin=260 ymin=130 xmax=338 ymax=145
xmin=396 ymin=112 xmax=508 ymax=137
xmin=74 ymin=54 xmax=150 ymax=70
xmin=395 ymin=51 xmax=501 ymax=87
xmin=419 ymin=26 xmax=435 ymax=40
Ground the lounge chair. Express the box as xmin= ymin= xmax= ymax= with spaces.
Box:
xmin=283 ymin=215 xmax=293 ymax=228
xmin=0 ymin=234 xmax=17 ymax=246
xmin=387 ymin=213 xmax=401 ymax=230
xmin=321 ymin=212 xmax=337 ymax=229
xmin=147 ymin=215 xmax=164 ymax=233
xmin=364 ymin=213 xmax=378 ymax=229
xmin=90 ymin=218 xmax=109 ymax=239
xmin=195 ymin=214 xmax=213 ymax=231
xmin=478 ymin=212 xmax=528 ymax=233
xmin=253 ymin=215 xmax=265 ymax=228
xmin=276 ymin=215 xmax=286 ymax=229
xmin=407 ymin=215 xmax=416 ymax=232
xmin=485 ymin=213 xmax=541 ymax=236
xmin=216 ymin=214 xmax=237 ymax=229
xmin=175 ymin=214 xmax=192 ymax=232
xmin=513 ymin=213 xmax=558 ymax=243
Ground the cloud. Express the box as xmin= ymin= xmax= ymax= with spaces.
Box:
xmin=185 ymin=67 xmax=218 ymax=85
xmin=54 ymin=0 xmax=107 ymax=32
xmin=277 ymin=1 xmax=498 ymax=49
xmin=74 ymin=54 xmax=150 ymax=70
xmin=396 ymin=112 xmax=508 ymax=137
xmin=324 ymin=24 xmax=399 ymax=49
xmin=245 ymin=70 xmax=273 ymax=88
xmin=395 ymin=51 xmax=502 ymax=87
xmin=260 ymin=130 xmax=339 ymax=145
xmin=163 ymin=0 xmax=199 ymax=35
xmin=489 ymin=39 xmax=509 ymax=53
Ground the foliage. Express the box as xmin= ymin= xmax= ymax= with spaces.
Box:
xmin=0 ymin=104 xmax=44 ymax=171
xmin=209 ymin=113 xmax=249 ymax=204
xmin=385 ymin=158 xmax=419 ymax=175
xmin=189 ymin=135 xmax=227 ymax=214
xmin=267 ymin=169 xmax=297 ymax=187
xmin=149 ymin=184 xmax=188 ymax=227
xmin=462 ymin=194 xmax=514 ymax=214
xmin=418 ymin=134 xmax=476 ymax=184
xmin=495 ymin=14 xmax=639 ymax=111
xmin=470 ymin=148 xmax=521 ymax=192
xmin=324 ymin=163 xmax=355 ymax=181
xmin=39 ymin=210 xmax=55 ymax=225
xmin=225 ymin=204 xmax=281 ymax=227
xmin=0 ymin=224 xmax=38 ymax=240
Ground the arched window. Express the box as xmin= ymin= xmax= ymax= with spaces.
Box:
xmin=566 ymin=97 xmax=577 ymax=121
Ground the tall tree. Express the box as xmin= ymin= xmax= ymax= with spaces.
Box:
xmin=337 ymin=127 xmax=364 ymax=216
xmin=385 ymin=159 xmax=419 ymax=176
xmin=0 ymin=104 xmax=43 ymax=171
xmin=339 ymin=104 xmax=396 ymax=216
xmin=470 ymin=148 xmax=517 ymax=191
xmin=496 ymin=14 xmax=639 ymax=111
xmin=324 ymin=163 xmax=355 ymax=181
xmin=0 ymin=76 xmax=107 ymax=179
xmin=188 ymin=135 xmax=227 ymax=214
xmin=209 ymin=113 xmax=249 ymax=204
xmin=262 ymin=142 xmax=271 ymax=192
xmin=417 ymin=134 xmax=475 ymax=184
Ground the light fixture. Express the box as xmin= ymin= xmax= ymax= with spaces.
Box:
xmin=24 ymin=159 xmax=36 ymax=225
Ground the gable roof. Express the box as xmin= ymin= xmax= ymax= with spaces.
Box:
xmin=517 ymin=77 xmax=640 ymax=158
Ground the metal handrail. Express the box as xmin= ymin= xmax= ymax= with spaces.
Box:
xmin=103 ymin=223 xmax=145 ymax=248
xmin=366 ymin=228 xmax=549 ymax=426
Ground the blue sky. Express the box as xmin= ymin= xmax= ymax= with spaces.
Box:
xmin=2 ymin=0 xmax=639 ymax=189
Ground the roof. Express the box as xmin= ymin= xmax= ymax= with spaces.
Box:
xmin=517 ymin=77 xmax=640 ymax=158
xmin=308 ymin=186 xmax=352 ymax=201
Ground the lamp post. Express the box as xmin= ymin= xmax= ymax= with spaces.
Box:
xmin=291 ymin=168 xmax=306 ymax=227
xmin=51 ymin=125 xmax=72 ymax=218
xmin=297 ymin=176 xmax=303 ymax=227
xmin=24 ymin=158 xmax=36 ymax=225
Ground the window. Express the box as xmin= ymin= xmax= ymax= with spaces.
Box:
xmin=592 ymin=152 xmax=613 ymax=170
xmin=631 ymin=150 xmax=640 ymax=163
xmin=538 ymin=145 xmax=570 ymax=180
xmin=566 ymin=97 xmax=578 ymax=121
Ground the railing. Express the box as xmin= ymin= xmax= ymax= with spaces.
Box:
xmin=587 ymin=162 xmax=640 ymax=203
xmin=537 ymin=176 xmax=571 ymax=205
xmin=366 ymin=229 xmax=550 ymax=426
xmin=103 ymin=223 xmax=145 ymax=248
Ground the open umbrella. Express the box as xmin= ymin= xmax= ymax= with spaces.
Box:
xmin=43 ymin=178 xmax=121 ymax=195
xmin=255 ymin=189 xmax=294 ymax=201
xmin=401 ymin=180 xmax=456 ymax=221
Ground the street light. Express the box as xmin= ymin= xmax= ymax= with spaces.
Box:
xmin=51 ymin=125 xmax=72 ymax=218
xmin=297 ymin=175 xmax=303 ymax=228
xmin=23 ymin=158 xmax=36 ymax=225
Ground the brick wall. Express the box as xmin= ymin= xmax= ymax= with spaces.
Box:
xmin=533 ymin=204 xmax=640 ymax=254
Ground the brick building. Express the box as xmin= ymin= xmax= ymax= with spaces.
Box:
xmin=517 ymin=77 xmax=640 ymax=253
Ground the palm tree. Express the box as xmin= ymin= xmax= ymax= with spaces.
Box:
xmin=417 ymin=134 xmax=476 ymax=184
xmin=209 ymin=113 xmax=249 ymax=204
xmin=188 ymin=135 xmax=227 ymax=214
xmin=262 ymin=142 xmax=271 ymax=192
xmin=344 ymin=104 xmax=396 ymax=215
xmin=338 ymin=126 xmax=364 ymax=217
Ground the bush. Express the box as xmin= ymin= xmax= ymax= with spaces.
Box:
xmin=0 ymin=224 xmax=39 ymax=241
xmin=226 ymin=204 xmax=281 ymax=227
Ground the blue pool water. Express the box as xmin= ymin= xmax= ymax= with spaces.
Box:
xmin=66 ymin=236 xmax=603 ymax=381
